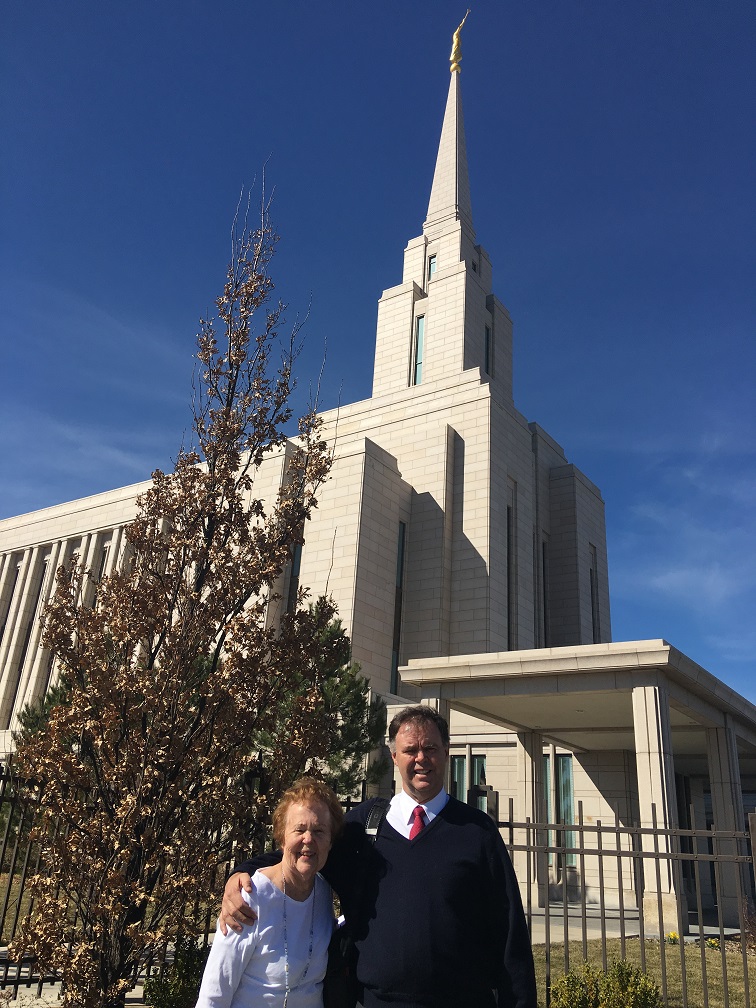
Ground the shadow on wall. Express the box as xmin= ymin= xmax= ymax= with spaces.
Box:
xmin=401 ymin=430 xmax=496 ymax=665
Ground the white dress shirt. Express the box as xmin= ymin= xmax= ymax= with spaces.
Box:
xmin=385 ymin=788 xmax=450 ymax=839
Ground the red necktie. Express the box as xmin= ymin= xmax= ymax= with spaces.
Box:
xmin=409 ymin=805 xmax=426 ymax=840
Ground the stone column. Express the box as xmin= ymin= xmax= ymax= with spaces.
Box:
xmin=106 ymin=528 xmax=123 ymax=575
xmin=706 ymin=719 xmax=746 ymax=927
xmin=0 ymin=548 xmax=38 ymax=729
xmin=17 ymin=540 xmax=66 ymax=718
xmin=418 ymin=695 xmax=450 ymax=723
xmin=15 ymin=551 xmax=49 ymax=718
xmin=78 ymin=534 xmax=96 ymax=606
xmin=0 ymin=553 xmax=16 ymax=624
xmin=632 ymin=684 xmax=687 ymax=935
xmin=516 ymin=730 xmax=546 ymax=907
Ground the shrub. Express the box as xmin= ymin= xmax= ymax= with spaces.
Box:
xmin=550 ymin=958 xmax=662 ymax=1008
xmin=549 ymin=961 xmax=602 ymax=1008
xmin=143 ymin=935 xmax=210 ymax=1008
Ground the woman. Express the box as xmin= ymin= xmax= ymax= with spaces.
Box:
xmin=197 ymin=777 xmax=344 ymax=1008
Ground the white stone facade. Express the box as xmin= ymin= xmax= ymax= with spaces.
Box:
xmin=2 ymin=53 xmax=754 ymax=935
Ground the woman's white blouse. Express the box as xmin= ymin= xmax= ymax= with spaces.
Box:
xmin=196 ymin=870 xmax=334 ymax=1008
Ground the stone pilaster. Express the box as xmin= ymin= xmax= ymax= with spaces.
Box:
xmin=632 ymin=684 xmax=686 ymax=935
xmin=706 ymin=719 xmax=746 ymax=927
xmin=516 ymin=730 xmax=546 ymax=906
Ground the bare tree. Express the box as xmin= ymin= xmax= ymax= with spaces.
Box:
xmin=10 ymin=196 xmax=340 ymax=1007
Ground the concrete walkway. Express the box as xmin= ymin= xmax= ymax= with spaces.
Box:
xmin=526 ymin=906 xmax=741 ymax=945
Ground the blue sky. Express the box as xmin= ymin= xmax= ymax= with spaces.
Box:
xmin=2 ymin=2 xmax=754 ymax=699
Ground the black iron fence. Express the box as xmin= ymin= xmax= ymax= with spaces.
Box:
xmin=0 ymin=765 xmax=754 ymax=1006
xmin=501 ymin=797 xmax=756 ymax=1008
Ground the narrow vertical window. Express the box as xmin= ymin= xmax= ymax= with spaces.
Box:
xmin=286 ymin=539 xmax=303 ymax=613
xmin=96 ymin=545 xmax=109 ymax=581
xmin=450 ymin=755 xmax=466 ymax=801
xmin=507 ymin=481 xmax=518 ymax=650
xmin=472 ymin=754 xmax=487 ymax=811
xmin=589 ymin=543 xmax=600 ymax=643
xmin=556 ymin=754 xmax=576 ymax=866
xmin=484 ymin=324 xmax=491 ymax=375
xmin=92 ymin=543 xmax=109 ymax=607
xmin=391 ymin=522 xmax=407 ymax=694
xmin=544 ymin=752 xmax=575 ymax=866
xmin=426 ymin=254 xmax=437 ymax=288
xmin=411 ymin=316 xmax=425 ymax=386
xmin=541 ymin=539 xmax=550 ymax=647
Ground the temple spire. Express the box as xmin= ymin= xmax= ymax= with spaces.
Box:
xmin=424 ymin=15 xmax=475 ymax=238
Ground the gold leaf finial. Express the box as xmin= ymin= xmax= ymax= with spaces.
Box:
xmin=450 ymin=10 xmax=471 ymax=73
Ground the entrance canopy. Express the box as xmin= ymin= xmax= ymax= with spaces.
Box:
xmin=401 ymin=640 xmax=756 ymax=778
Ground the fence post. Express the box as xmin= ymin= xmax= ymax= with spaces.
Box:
xmin=748 ymin=811 xmax=756 ymax=895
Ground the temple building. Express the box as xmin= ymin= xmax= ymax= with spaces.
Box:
xmin=1 ymin=30 xmax=754 ymax=931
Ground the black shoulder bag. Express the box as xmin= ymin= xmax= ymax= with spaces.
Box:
xmin=323 ymin=798 xmax=390 ymax=1008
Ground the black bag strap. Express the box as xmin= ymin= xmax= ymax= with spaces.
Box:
xmin=364 ymin=797 xmax=390 ymax=843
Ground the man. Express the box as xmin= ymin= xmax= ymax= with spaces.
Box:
xmin=222 ymin=705 xmax=537 ymax=1008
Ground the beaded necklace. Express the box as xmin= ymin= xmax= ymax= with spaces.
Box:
xmin=281 ymin=871 xmax=316 ymax=1008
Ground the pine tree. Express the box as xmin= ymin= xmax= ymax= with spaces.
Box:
xmin=248 ymin=604 xmax=388 ymax=839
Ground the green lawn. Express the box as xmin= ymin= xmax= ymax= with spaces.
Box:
xmin=534 ymin=937 xmax=755 ymax=1008
xmin=0 ymin=873 xmax=35 ymax=945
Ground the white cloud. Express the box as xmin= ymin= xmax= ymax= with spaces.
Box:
xmin=616 ymin=494 xmax=756 ymax=610
xmin=0 ymin=404 xmax=175 ymax=519
xmin=647 ymin=561 xmax=746 ymax=611
xmin=3 ymin=273 xmax=193 ymax=409
xmin=704 ymin=631 xmax=756 ymax=666
xmin=0 ymin=272 xmax=199 ymax=518
xmin=607 ymin=435 xmax=756 ymax=691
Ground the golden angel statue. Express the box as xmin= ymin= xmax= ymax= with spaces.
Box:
xmin=450 ymin=10 xmax=471 ymax=73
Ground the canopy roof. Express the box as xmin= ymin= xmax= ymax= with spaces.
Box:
xmin=401 ymin=639 xmax=756 ymax=777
